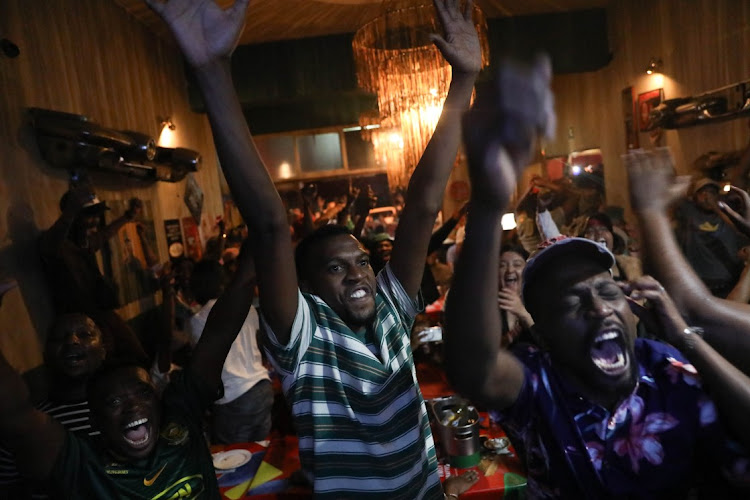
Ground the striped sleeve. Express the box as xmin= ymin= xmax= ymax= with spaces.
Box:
xmin=261 ymin=290 xmax=310 ymax=379
xmin=378 ymin=263 xmax=423 ymax=326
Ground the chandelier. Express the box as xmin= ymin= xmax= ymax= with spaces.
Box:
xmin=352 ymin=1 xmax=489 ymax=189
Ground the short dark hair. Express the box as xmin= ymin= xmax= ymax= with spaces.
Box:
xmin=583 ymin=213 xmax=613 ymax=234
xmin=294 ymin=224 xmax=353 ymax=281
xmin=500 ymin=244 xmax=529 ymax=261
xmin=86 ymin=359 xmax=151 ymax=408
xmin=190 ymin=260 xmax=225 ymax=305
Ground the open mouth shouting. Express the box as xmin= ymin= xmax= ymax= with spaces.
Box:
xmin=123 ymin=417 xmax=152 ymax=448
xmin=590 ymin=328 xmax=630 ymax=377
xmin=61 ymin=350 xmax=86 ymax=367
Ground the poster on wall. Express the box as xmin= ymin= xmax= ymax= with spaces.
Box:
xmin=108 ymin=200 xmax=159 ymax=306
xmin=184 ymin=173 xmax=204 ymax=224
xmin=637 ymin=88 xmax=664 ymax=132
xmin=621 ymin=86 xmax=639 ymax=149
xmin=182 ymin=215 xmax=203 ymax=261
xmin=164 ymin=219 xmax=185 ymax=261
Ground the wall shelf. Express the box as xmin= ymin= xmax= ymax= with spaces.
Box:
xmin=653 ymin=79 xmax=750 ymax=130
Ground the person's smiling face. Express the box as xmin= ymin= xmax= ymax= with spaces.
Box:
xmin=44 ymin=314 xmax=106 ymax=380
xmin=306 ymin=234 xmax=377 ymax=331
xmin=90 ymin=366 xmax=161 ymax=462
xmin=583 ymin=222 xmax=614 ymax=252
xmin=499 ymin=250 xmax=526 ymax=294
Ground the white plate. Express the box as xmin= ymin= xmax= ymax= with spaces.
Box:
xmin=212 ymin=449 xmax=252 ymax=470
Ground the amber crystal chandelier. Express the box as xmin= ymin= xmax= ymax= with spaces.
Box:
xmin=353 ymin=1 xmax=489 ymax=189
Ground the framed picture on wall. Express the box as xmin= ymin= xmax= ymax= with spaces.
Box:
xmin=637 ymin=88 xmax=664 ymax=132
xmin=621 ymin=87 xmax=638 ymax=149
xmin=108 ymin=200 xmax=159 ymax=307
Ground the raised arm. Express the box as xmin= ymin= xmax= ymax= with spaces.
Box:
xmin=626 ymin=275 xmax=750 ymax=450
xmin=718 ymin=186 xmax=750 ymax=239
xmin=188 ymin=240 xmax=256 ymax=393
xmin=39 ymin=186 xmax=93 ymax=254
xmin=147 ymin=0 xmax=298 ymax=344
xmin=351 ymin=185 xmax=376 ymax=239
xmin=445 ymin=57 xmax=554 ymax=409
xmin=428 ymin=202 xmax=468 ymax=254
xmin=0 ymin=350 xmax=65 ymax=481
xmin=627 ymin=150 xmax=750 ymax=376
xmin=91 ymin=198 xmax=141 ymax=252
xmin=388 ymin=0 xmax=482 ymax=297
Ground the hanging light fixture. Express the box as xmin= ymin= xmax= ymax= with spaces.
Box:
xmin=352 ymin=1 xmax=489 ymax=189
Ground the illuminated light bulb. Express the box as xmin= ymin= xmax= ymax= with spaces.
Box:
xmin=278 ymin=162 xmax=292 ymax=179
xmin=501 ymin=213 xmax=517 ymax=230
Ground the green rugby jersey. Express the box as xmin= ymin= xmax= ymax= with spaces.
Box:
xmin=263 ymin=264 xmax=443 ymax=499
xmin=50 ymin=370 xmax=220 ymax=499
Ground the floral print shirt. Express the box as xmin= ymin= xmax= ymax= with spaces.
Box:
xmin=493 ymin=339 xmax=749 ymax=499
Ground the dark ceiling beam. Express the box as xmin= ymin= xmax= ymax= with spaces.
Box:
xmin=187 ymin=8 xmax=609 ymax=134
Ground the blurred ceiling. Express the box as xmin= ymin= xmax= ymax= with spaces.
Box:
xmin=113 ymin=0 xmax=609 ymax=45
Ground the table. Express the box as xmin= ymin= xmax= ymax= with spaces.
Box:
xmin=418 ymin=362 xmax=527 ymax=500
xmin=211 ymin=436 xmax=311 ymax=499
xmin=212 ymin=363 xmax=526 ymax=499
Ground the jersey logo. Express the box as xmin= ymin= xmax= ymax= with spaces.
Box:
xmin=143 ymin=462 xmax=168 ymax=486
xmin=161 ymin=421 xmax=189 ymax=446
xmin=150 ymin=475 xmax=204 ymax=499
xmin=698 ymin=221 xmax=719 ymax=232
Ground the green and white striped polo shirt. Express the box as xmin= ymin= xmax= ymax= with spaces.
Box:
xmin=263 ymin=264 xmax=442 ymax=499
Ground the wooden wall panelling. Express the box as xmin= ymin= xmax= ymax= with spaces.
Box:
xmin=0 ymin=0 xmax=223 ymax=373
xmin=549 ymin=0 xmax=750 ymax=216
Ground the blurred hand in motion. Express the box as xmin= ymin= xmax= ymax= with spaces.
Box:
xmin=462 ymin=55 xmax=555 ymax=209
xmin=145 ymin=0 xmax=249 ymax=68
xmin=625 ymin=148 xmax=689 ymax=213
xmin=719 ymin=185 xmax=750 ymax=238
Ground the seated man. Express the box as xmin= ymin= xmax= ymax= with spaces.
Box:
xmin=0 ymin=240 xmax=257 ymax=498
xmin=0 ymin=313 xmax=106 ymax=498
xmin=148 ymin=0 xmax=483 ymax=496
xmin=187 ymin=259 xmax=272 ymax=444
xmin=445 ymin=71 xmax=750 ymax=497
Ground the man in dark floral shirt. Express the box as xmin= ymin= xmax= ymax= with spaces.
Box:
xmin=444 ymin=75 xmax=750 ymax=498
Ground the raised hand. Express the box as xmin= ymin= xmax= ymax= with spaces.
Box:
xmin=145 ymin=0 xmax=249 ymax=68
xmin=300 ymin=183 xmax=318 ymax=207
xmin=625 ymin=148 xmax=688 ymax=213
xmin=430 ymin=0 xmax=483 ymax=74
xmin=346 ymin=186 xmax=360 ymax=208
xmin=461 ymin=55 xmax=555 ymax=209
xmin=353 ymin=184 xmax=377 ymax=216
xmin=623 ymin=275 xmax=689 ymax=347
xmin=497 ymin=289 xmax=525 ymax=316
xmin=718 ymin=185 xmax=750 ymax=238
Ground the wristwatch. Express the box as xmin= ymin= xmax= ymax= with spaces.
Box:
xmin=682 ymin=326 xmax=704 ymax=351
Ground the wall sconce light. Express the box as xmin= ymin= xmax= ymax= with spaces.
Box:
xmin=158 ymin=117 xmax=177 ymax=148
xmin=645 ymin=57 xmax=662 ymax=75
xmin=159 ymin=116 xmax=176 ymax=131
